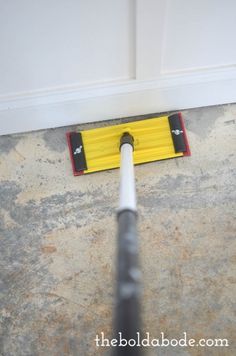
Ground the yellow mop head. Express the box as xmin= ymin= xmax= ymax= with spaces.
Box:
xmin=67 ymin=113 xmax=190 ymax=175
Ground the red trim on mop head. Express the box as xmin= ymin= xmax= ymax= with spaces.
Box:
xmin=178 ymin=112 xmax=191 ymax=156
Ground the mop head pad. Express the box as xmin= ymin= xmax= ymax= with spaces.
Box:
xmin=67 ymin=113 xmax=190 ymax=175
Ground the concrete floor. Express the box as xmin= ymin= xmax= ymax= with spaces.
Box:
xmin=0 ymin=104 xmax=236 ymax=356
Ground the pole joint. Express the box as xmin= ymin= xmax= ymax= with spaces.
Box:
xmin=120 ymin=132 xmax=134 ymax=151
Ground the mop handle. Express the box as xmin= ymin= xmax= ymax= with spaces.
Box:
xmin=114 ymin=133 xmax=142 ymax=356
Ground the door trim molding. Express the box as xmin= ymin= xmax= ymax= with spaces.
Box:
xmin=1 ymin=66 xmax=236 ymax=135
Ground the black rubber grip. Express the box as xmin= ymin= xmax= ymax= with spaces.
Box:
xmin=114 ymin=210 xmax=142 ymax=356
xmin=168 ymin=114 xmax=186 ymax=153
xmin=69 ymin=132 xmax=87 ymax=172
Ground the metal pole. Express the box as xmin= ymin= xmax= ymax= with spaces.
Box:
xmin=114 ymin=133 xmax=142 ymax=356
xmin=119 ymin=142 xmax=137 ymax=212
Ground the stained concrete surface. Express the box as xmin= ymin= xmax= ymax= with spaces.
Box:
xmin=0 ymin=104 xmax=236 ymax=356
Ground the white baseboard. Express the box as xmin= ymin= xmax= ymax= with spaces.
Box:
xmin=0 ymin=66 xmax=236 ymax=135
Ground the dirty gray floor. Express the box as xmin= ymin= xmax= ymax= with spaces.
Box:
xmin=0 ymin=104 xmax=236 ymax=356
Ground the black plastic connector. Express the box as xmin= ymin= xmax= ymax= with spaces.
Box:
xmin=120 ymin=132 xmax=134 ymax=151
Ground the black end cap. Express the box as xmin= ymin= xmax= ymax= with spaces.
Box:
xmin=168 ymin=114 xmax=186 ymax=153
xmin=69 ymin=132 xmax=87 ymax=172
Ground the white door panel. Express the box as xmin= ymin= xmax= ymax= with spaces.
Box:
xmin=0 ymin=0 xmax=135 ymax=95
xmin=0 ymin=0 xmax=236 ymax=134
xmin=162 ymin=0 xmax=236 ymax=73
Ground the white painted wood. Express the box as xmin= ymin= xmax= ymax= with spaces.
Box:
xmin=0 ymin=0 xmax=236 ymax=135
xmin=136 ymin=0 xmax=167 ymax=79
xmin=0 ymin=0 xmax=135 ymax=95
xmin=162 ymin=0 xmax=236 ymax=74
xmin=1 ymin=66 xmax=236 ymax=135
